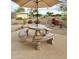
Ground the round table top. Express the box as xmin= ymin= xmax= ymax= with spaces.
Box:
xmin=26 ymin=24 xmax=51 ymax=30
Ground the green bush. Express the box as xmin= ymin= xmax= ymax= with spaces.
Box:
xmin=61 ymin=15 xmax=67 ymax=20
xmin=34 ymin=14 xmax=42 ymax=17
xmin=16 ymin=17 xmax=23 ymax=20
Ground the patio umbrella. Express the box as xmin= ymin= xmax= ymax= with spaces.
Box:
xmin=12 ymin=0 xmax=60 ymax=35
xmin=12 ymin=0 xmax=59 ymax=8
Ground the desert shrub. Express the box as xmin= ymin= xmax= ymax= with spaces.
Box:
xmin=61 ymin=15 xmax=67 ymax=20
xmin=34 ymin=20 xmax=40 ymax=24
xmin=28 ymin=20 xmax=33 ymax=24
xmin=16 ymin=17 xmax=23 ymax=20
xmin=34 ymin=14 xmax=42 ymax=17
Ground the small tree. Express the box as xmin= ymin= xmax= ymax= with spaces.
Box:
xmin=33 ymin=9 xmax=38 ymax=14
xmin=28 ymin=12 xmax=34 ymax=17
xmin=16 ymin=7 xmax=25 ymax=12
xmin=47 ymin=12 xmax=53 ymax=16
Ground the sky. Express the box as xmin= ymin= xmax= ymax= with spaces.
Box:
xmin=11 ymin=0 xmax=66 ymax=14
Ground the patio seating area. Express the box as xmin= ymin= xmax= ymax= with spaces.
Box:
xmin=11 ymin=0 xmax=67 ymax=59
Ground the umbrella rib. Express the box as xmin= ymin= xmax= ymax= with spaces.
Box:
xmin=21 ymin=0 xmax=32 ymax=7
xmin=42 ymin=0 xmax=52 ymax=7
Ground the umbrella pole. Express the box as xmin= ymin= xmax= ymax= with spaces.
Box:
xmin=35 ymin=0 xmax=39 ymax=36
xmin=36 ymin=0 xmax=38 ymax=26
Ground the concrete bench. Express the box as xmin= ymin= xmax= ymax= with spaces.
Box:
xmin=18 ymin=28 xmax=29 ymax=41
xmin=33 ymin=32 xmax=54 ymax=50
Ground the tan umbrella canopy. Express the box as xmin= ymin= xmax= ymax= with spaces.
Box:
xmin=12 ymin=0 xmax=59 ymax=8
